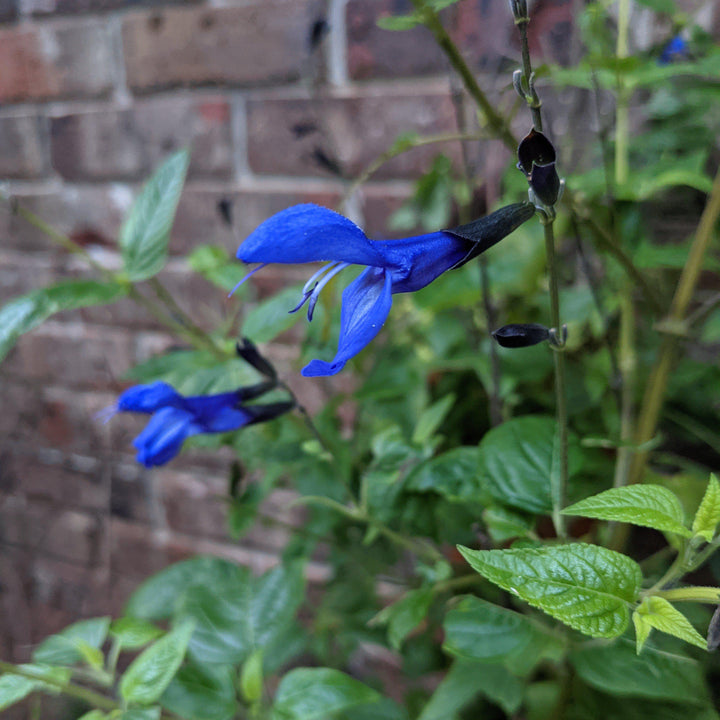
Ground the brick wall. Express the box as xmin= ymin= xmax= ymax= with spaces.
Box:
xmin=1 ymin=0 xmax=709 ymax=684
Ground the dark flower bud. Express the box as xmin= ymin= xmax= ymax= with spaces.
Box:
xmin=517 ymin=129 xmax=561 ymax=207
xmin=236 ymin=380 xmax=276 ymax=402
xmin=236 ymin=337 xmax=277 ymax=380
xmin=446 ymin=202 xmax=535 ymax=267
xmin=245 ymin=401 xmax=296 ymax=425
xmin=492 ymin=323 xmax=550 ymax=348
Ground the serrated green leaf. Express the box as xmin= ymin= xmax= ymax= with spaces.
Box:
xmin=635 ymin=596 xmax=707 ymax=650
xmin=562 ymin=485 xmax=692 ymax=537
xmin=692 ymin=474 xmax=720 ymax=542
xmin=372 ymin=587 xmax=433 ymax=651
xmin=161 ymin=661 xmax=237 ymax=720
xmin=0 ymin=281 xmax=127 ymax=363
xmin=478 ymin=416 xmax=583 ymax=514
xmin=33 ymin=617 xmax=111 ymax=667
xmin=110 ymin=618 xmax=163 ymax=650
xmin=119 ymin=149 xmax=189 ymax=281
xmin=418 ymin=658 xmax=522 ymax=719
xmin=633 ymin=610 xmax=653 ymax=654
xmin=273 ymin=668 xmax=380 ymax=719
xmin=0 ymin=665 xmax=71 ymax=711
xmin=412 ymin=393 xmax=455 ymax=445
xmin=458 ymin=543 xmax=642 ymax=638
xmin=570 ymin=638 xmax=709 ymax=703
xmin=242 ymin=284 xmax=305 ymax=343
xmin=443 ymin=596 xmax=542 ymax=662
xmin=120 ymin=620 xmax=195 ymax=705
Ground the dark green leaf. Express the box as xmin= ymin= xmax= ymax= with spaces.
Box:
xmin=562 ymin=485 xmax=692 ymax=537
xmin=161 ymin=661 xmax=238 ymax=720
xmin=120 ymin=709 xmax=161 ymax=720
xmin=633 ymin=0 xmax=676 ymax=13
xmin=412 ymin=393 xmax=456 ymax=445
xmin=33 ymin=617 xmax=111 ymax=666
xmin=458 ymin=543 xmax=642 ymax=638
xmin=273 ymin=668 xmax=380 ymax=719
xmin=119 ymin=149 xmax=189 ymax=281
xmin=570 ymin=639 xmax=709 ymax=704
xmin=405 ymin=447 xmax=486 ymax=502
xmin=372 ymin=587 xmax=433 ymax=650
xmin=483 ymin=506 xmax=534 ymax=543
xmin=120 ymin=620 xmax=195 ymax=705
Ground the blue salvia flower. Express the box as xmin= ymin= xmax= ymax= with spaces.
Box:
xmin=659 ymin=35 xmax=689 ymax=65
xmin=237 ymin=202 xmax=534 ymax=377
xmin=112 ymin=381 xmax=292 ymax=467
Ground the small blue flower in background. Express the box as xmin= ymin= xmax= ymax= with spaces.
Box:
xmin=659 ymin=35 xmax=689 ymax=65
xmin=112 ymin=381 xmax=292 ymax=467
xmin=237 ymin=202 xmax=534 ymax=377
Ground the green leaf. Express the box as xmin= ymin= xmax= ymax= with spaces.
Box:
xmin=0 ymin=281 xmax=127 ymax=363
xmin=692 ymin=474 xmax=720 ymax=542
xmin=239 ymin=649 xmax=264 ymax=703
xmin=33 ymin=617 xmax=111 ymax=666
xmin=632 ymin=610 xmax=653 ymax=654
xmin=178 ymin=562 xmax=305 ymax=665
xmin=562 ymin=485 xmax=692 ymax=537
xmin=405 ymin=447 xmax=485 ymax=502
xmin=418 ymin=658 xmax=522 ymax=719
xmin=126 ymin=557 xmax=247 ymax=621
xmin=458 ymin=543 xmax=642 ymax=638
xmin=483 ymin=506 xmax=534 ymax=543
xmin=120 ymin=620 xmax=195 ymax=706
xmin=78 ymin=712 xmax=108 ymax=720
xmin=412 ymin=393 xmax=456 ymax=446
xmin=632 ymin=0 xmax=676 ymax=13
xmin=119 ymin=149 xmax=189 ymax=281
xmin=0 ymin=665 xmax=71 ymax=711
xmin=633 ymin=596 xmax=707 ymax=651
xmin=161 ymin=661 xmax=238 ymax=720
xmin=371 ymin=587 xmax=433 ymax=650
xmin=570 ymin=639 xmax=709 ymax=704
xmin=478 ymin=416 xmax=582 ymax=514
xmin=273 ymin=668 xmax=380 ymax=719
xmin=443 ymin=596 xmax=544 ymax=663
xmin=110 ymin=618 xmax=164 ymax=650
xmin=187 ymin=245 xmax=247 ymax=292
xmin=376 ymin=13 xmax=424 ymax=31
xmin=119 ymin=709 xmax=161 ymax=720
xmin=242 ymin=284 xmax=305 ymax=343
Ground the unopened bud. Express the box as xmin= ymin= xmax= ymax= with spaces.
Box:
xmin=492 ymin=323 xmax=550 ymax=348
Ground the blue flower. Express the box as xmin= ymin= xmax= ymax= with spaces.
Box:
xmin=113 ymin=381 xmax=292 ymax=467
xmin=659 ymin=35 xmax=688 ymax=65
xmin=237 ymin=202 xmax=534 ymax=377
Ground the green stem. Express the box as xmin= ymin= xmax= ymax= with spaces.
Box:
xmin=516 ymin=18 xmax=543 ymax=131
xmin=411 ymin=0 xmax=517 ymax=151
xmin=614 ymin=0 xmax=631 ymax=187
xmin=628 ymin=166 xmax=720 ymax=487
xmin=0 ymin=661 xmax=117 ymax=713
xmin=656 ymin=587 xmax=720 ymax=604
xmin=612 ymin=292 xmax=636 ymax=489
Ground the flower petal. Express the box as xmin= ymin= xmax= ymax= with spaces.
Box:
xmin=302 ymin=266 xmax=392 ymax=377
xmin=237 ymin=204 xmax=386 ymax=267
xmin=132 ymin=407 xmax=198 ymax=467
xmin=117 ymin=381 xmax=181 ymax=414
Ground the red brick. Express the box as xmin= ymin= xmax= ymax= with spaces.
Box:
xmin=0 ymin=0 xmax=17 ymax=23
xmin=0 ymin=114 xmax=50 ymax=178
xmin=122 ymin=1 xmax=327 ymax=93
xmin=347 ymin=0 xmax=448 ymax=80
xmin=50 ymin=96 xmax=234 ymax=182
xmin=246 ymin=89 xmax=463 ymax=180
xmin=0 ymin=251 xmax=56 ymax=304
xmin=0 ymin=21 xmax=114 ymax=103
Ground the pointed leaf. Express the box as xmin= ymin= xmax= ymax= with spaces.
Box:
xmin=372 ymin=587 xmax=433 ymax=650
xmin=692 ymin=474 xmax=720 ymax=542
xmin=562 ymin=485 xmax=692 ymax=537
xmin=273 ymin=668 xmax=380 ymax=720
xmin=33 ymin=617 xmax=111 ymax=666
xmin=0 ymin=665 xmax=71 ymax=711
xmin=632 ymin=610 xmax=653 ymax=654
xmin=412 ymin=394 xmax=456 ymax=445
xmin=119 ymin=149 xmax=189 ymax=281
xmin=570 ymin=639 xmax=709 ymax=704
xmin=458 ymin=543 xmax=642 ymax=638
xmin=120 ymin=621 xmax=195 ymax=705
xmin=110 ymin=618 xmax=163 ymax=651
xmin=161 ymin=661 xmax=238 ymax=720
xmin=634 ymin=596 xmax=707 ymax=650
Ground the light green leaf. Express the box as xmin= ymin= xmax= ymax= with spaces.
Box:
xmin=0 ymin=281 xmax=127 ymax=363
xmin=478 ymin=416 xmax=583 ymax=514
xmin=570 ymin=639 xmax=709 ymax=704
xmin=240 ymin=649 xmax=264 ymax=703
xmin=418 ymin=658 xmax=522 ymax=719
xmin=377 ymin=13 xmax=424 ymax=31
xmin=483 ymin=506 xmax=534 ymax=543
xmin=634 ymin=596 xmax=707 ymax=650
xmin=120 ymin=620 xmax=195 ymax=705
xmin=187 ymin=245 xmax=247 ymax=292
xmin=412 ymin=393 xmax=456 ymax=445
xmin=119 ymin=709 xmax=161 ymax=720
xmin=110 ymin=618 xmax=163 ymax=650
xmin=33 ymin=617 xmax=111 ymax=667
xmin=632 ymin=610 xmax=653 ymax=654
xmin=273 ymin=668 xmax=380 ymax=719
xmin=458 ymin=543 xmax=642 ymax=638
xmin=78 ymin=712 xmax=107 ymax=720
xmin=0 ymin=665 xmax=71 ymax=711
xmin=371 ymin=587 xmax=433 ymax=650
xmin=119 ymin=149 xmax=189 ymax=281
xmin=562 ymin=485 xmax=692 ymax=537
xmin=443 ymin=596 xmax=543 ymax=663
xmin=692 ymin=474 xmax=720 ymax=542
xmin=161 ymin=661 xmax=238 ymax=720
xmin=242 ymin=284 xmax=305 ymax=343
